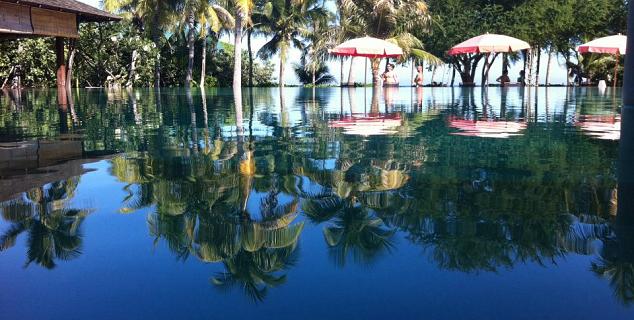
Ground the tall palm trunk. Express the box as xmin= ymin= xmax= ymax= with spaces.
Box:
xmin=152 ymin=12 xmax=161 ymax=88
xmin=535 ymin=46 xmax=541 ymax=86
xmin=279 ymin=52 xmax=285 ymax=88
xmin=200 ymin=30 xmax=207 ymax=88
xmin=545 ymin=48 xmax=553 ymax=86
xmin=66 ymin=41 xmax=76 ymax=91
xmin=347 ymin=57 xmax=356 ymax=86
xmin=127 ymin=50 xmax=138 ymax=87
xmin=248 ymin=29 xmax=254 ymax=87
xmin=279 ymin=42 xmax=287 ymax=88
xmin=312 ymin=64 xmax=316 ymax=86
xmin=185 ymin=12 xmax=196 ymax=86
xmin=371 ymin=58 xmax=381 ymax=87
xmin=233 ymin=14 xmax=243 ymax=88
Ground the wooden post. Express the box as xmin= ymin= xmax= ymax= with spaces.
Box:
xmin=619 ymin=0 xmax=634 ymax=222
xmin=481 ymin=53 xmax=490 ymax=86
xmin=56 ymin=37 xmax=67 ymax=106
xmin=56 ymin=37 xmax=66 ymax=88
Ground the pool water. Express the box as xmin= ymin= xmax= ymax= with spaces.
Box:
xmin=0 ymin=87 xmax=632 ymax=319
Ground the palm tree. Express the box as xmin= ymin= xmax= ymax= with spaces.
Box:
xmin=232 ymin=0 xmax=254 ymax=88
xmin=197 ymin=2 xmax=235 ymax=87
xmin=179 ymin=0 xmax=200 ymax=86
xmin=245 ymin=0 xmax=269 ymax=87
xmin=257 ymin=0 xmax=329 ymax=88
xmin=104 ymin=0 xmax=174 ymax=87
xmin=0 ymin=178 xmax=91 ymax=269
xmin=299 ymin=5 xmax=337 ymax=86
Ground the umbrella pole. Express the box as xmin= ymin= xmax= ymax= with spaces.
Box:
xmin=614 ymin=53 xmax=620 ymax=89
xmin=365 ymin=58 xmax=368 ymax=86
xmin=522 ymin=49 xmax=527 ymax=87
xmin=340 ymin=57 xmax=344 ymax=87
xmin=411 ymin=59 xmax=415 ymax=87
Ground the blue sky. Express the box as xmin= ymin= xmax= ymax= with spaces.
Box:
xmin=78 ymin=0 xmax=569 ymax=85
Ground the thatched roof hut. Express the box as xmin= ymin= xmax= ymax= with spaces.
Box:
xmin=0 ymin=0 xmax=120 ymax=38
xmin=0 ymin=0 xmax=120 ymax=102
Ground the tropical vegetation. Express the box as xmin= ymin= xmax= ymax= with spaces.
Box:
xmin=0 ymin=0 xmax=627 ymax=87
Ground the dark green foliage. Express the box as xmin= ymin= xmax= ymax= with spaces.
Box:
xmin=77 ymin=21 xmax=159 ymax=87
xmin=207 ymin=44 xmax=276 ymax=87
xmin=1 ymin=19 xmax=274 ymax=88
xmin=0 ymin=38 xmax=57 ymax=87
xmin=421 ymin=0 xmax=627 ymax=84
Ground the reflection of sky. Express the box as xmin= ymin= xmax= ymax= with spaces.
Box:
xmin=1 ymin=162 xmax=626 ymax=319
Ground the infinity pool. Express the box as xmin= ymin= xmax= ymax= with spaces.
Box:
xmin=0 ymin=87 xmax=631 ymax=319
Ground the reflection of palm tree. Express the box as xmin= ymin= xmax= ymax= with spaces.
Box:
xmin=211 ymin=245 xmax=299 ymax=302
xmin=591 ymin=256 xmax=634 ymax=305
xmin=303 ymin=193 xmax=394 ymax=267
xmin=202 ymin=141 xmax=304 ymax=301
xmin=195 ymin=188 xmax=303 ymax=302
xmin=591 ymin=224 xmax=634 ymax=306
xmin=0 ymin=178 xmax=90 ymax=269
xmin=126 ymin=128 xmax=305 ymax=302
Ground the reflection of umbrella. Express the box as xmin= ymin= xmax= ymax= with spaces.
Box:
xmin=448 ymin=33 xmax=531 ymax=55
xmin=576 ymin=115 xmax=621 ymax=140
xmin=330 ymin=37 xmax=404 ymax=86
xmin=448 ymin=118 xmax=527 ymax=139
xmin=329 ymin=114 xmax=402 ymax=136
xmin=578 ymin=35 xmax=627 ymax=88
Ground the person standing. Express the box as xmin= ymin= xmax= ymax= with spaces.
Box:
xmin=382 ymin=63 xmax=399 ymax=86
xmin=517 ymin=70 xmax=526 ymax=85
xmin=413 ymin=65 xmax=424 ymax=87
xmin=496 ymin=70 xmax=511 ymax=86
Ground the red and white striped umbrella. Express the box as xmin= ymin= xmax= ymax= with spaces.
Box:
xmin=578 ymin=35 xmax=627 ymax=88
xmin=329 ymin=36 xmax=404 ymax=58
xmin=448 ymin=33 xmax=531 ymax=55
xmin=578 ymin=35 xmax=627 ymax=55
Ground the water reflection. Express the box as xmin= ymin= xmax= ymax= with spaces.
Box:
xmin=0 ymin=177 xmax=91 ymax=269
xmin=0 ymin=87 xmax=632 ymax=307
